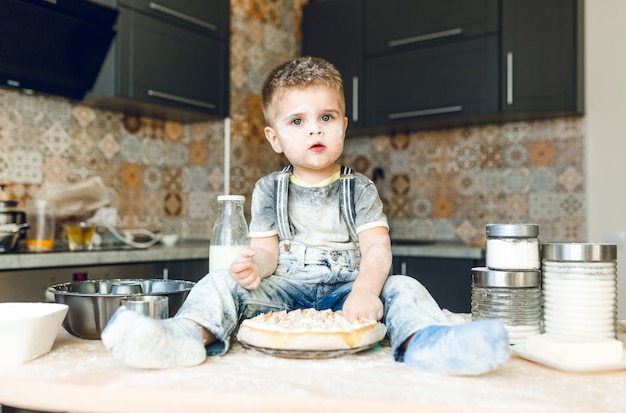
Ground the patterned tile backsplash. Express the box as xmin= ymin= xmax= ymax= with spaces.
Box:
xmin=0 ymin=0 xmax=585 ymax=244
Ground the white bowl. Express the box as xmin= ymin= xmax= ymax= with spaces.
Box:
xmin=160 ymin=234 xmax=179 ymax=247
xmin=0 ymin=302 xmax=68 ymax=366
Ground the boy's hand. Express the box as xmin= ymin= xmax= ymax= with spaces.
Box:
xmin=342 ymin=288 xmax=384 ymax=322
xmin=229 ymin=248 xmax=262 ymax=290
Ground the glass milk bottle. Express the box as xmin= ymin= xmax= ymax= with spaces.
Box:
xmin=209 ymin=195 xmax=249 ymax=272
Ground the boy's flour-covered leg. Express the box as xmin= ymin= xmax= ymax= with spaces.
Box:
xmin=102 ymin=269 xmax=243 ymax=368
xmin=383 ymin=275 xmax=510 ymax=375
xmin=403 ymin=320 xmax=510 ymax=376
xmin=101 ymin=310 xmax=206 ymax=369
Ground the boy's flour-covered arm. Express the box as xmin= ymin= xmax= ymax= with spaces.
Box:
xmin=230 ymin=236 xmax=279 ymax=290
xmin=343 ymin=173 xmax=391 ymax=322
xmin=342 ymin=226 xmax=391 ymax=322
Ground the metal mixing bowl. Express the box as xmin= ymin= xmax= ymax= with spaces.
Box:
xmin=47 ymin=279 xmax=195 ymax=339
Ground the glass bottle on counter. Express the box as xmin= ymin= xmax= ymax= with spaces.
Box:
xmin=209 ymin=195 xmax=249 ymax=273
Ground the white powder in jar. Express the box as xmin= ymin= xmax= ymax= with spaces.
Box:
xmin=486 ymin=237 xmax=540 ymax=270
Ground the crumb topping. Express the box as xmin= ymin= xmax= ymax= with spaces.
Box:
xmin=241 ymin=308 xmax=377 ymax=333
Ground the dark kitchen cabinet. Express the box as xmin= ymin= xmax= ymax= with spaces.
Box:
xmin=118 ymin=0 xmax=230 ymax=41
xmin=302 ymin=0 xmax=363 ymax=128
xmin=364 ymin=0 xmax=498 ymax=56
xmin=501 ymin=0 xmax=584 ymax=115
xmin=302 ymin=0 xmax=583 ymax=132
xmin=392 ymin=256 xmax=485 ymax=313
xmin=366 ymin=37 xmax=499 ymax=126
xmin=85 ymin=0 xmax=229 ymax=122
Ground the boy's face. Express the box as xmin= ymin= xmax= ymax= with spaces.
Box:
xmin=264 ymin=85 xmax=348 ymax=178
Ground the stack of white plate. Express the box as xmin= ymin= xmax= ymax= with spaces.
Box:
xmin=542 ymin=244 xmax=617 ymax=339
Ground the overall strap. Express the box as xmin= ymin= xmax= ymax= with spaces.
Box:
xmin=276 ymin=165 xmax=293 ymax=250
xmin=275 ymin=165 xmax=358 ymax=251
xmin=340 ymin=166 xmax=358 ymax=242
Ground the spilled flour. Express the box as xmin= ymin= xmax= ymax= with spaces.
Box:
xmin=1 ymin=329 xmax=625 ymax=412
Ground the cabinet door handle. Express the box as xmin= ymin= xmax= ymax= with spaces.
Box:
xmin=506 ymin=51 xmax=514 ymax=105
xmin=147 ymin=90 xmax=217 ymax=110
xmin=388 ymin=105 xmax=463 ymax=120
xmin=352 ymin=76 xmax=359 ymax=122
xmin=389 ymin=28 xmax=463 ymax=48
xmin=400 ymin=262 xmax=407 ymax=275
xmin=149 ymin=2 xmax=218 ymax=32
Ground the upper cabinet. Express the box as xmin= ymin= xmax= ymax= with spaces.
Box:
xmin=501 ymin=0 xmax=583 ymax=114
xmin=364 ymin=0 xmax=498 ymax=56
xmin=302 ymin=0 xmax=584 ymax=133
xmin=85 ymin=0 xmax=230 ymax=122
xmin=302 ymin=0 xmax=363 ymax=128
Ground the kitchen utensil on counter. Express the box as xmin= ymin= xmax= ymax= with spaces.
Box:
xmin=0 ymin=200 xmax=27 ymax=226
xmin=47 ymin=278 xmax=195 ymax=339
xmin=542 ymin=243 xmax=618 ymax=339
xmin=0 ymin=302 xmax=68 ymax=366
xmin=0 ymin=223 xmax=29 ymax=252
xmin=25 ymin=198 xmax=56 ymax=252
xmin=160 ymin=234 xmax=179 ymax=247
xmin=101 ymin=224 xmax=163 ymax=248
xmin=120 ymin=296 xmax=169 ymax=319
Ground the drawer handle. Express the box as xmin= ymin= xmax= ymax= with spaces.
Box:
xmin=147 ymin=90 xmax=217 ymax=110
xmin=506 ymin=51 xmax=514 ymax=105
xmin=148 ymin=2 xmax=218 ymax=32
xmin=352 ymin=76 xmax=359 ymax=122
xmin=389 ymin=28 xmax=463 ymax=48
xmin=388 ymin=105 xmax=463 ymax=120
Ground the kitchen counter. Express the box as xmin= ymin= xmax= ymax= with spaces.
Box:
xmin=391 ymin=241 xmax=484 ymax=260
xmin=0 ymin=240 xmax=211 ymax=270
xmin=0 ymin=329 xmax=625 ymax=413
xmin=0 ymin=240 xmax=482 ymax=271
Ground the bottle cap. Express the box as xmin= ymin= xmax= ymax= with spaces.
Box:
xmin=217 ymin=195 xmax=245 ymax=202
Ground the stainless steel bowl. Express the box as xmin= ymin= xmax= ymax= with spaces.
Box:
xmin=47 ymin=279 xmax=195 ymax=339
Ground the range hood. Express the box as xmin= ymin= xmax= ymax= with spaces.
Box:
xmin=0 ymin=0 xmax=118 ymax=100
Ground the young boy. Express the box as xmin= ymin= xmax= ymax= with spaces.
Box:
xmin=102 ymin=56 xmax=510 ymax=375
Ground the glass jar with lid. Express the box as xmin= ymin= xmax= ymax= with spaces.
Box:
xmin=542 ymin=243 xmax=617 ymax=339
xmin=471 ymin=267 xmax=542 ymax=344
xmin=485 ymin=223 xmax=540 ymax=270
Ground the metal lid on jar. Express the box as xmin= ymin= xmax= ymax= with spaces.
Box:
xmin=217 ymin=195 xmax=245 ymax=202
xmin=471 ymin=267 xmax=541 ymax=287
xmin=542 ymin=243 xmax=617 ymax=261
xmin=486 ymin=223 xmax=539 ymax=238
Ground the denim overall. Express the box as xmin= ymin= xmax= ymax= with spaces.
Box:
xmin=176 ymin=166 xmax=450 ymax=360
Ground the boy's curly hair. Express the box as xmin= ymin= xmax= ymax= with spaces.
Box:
xmin=261 ymin=56 xmax=344 ymax=124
